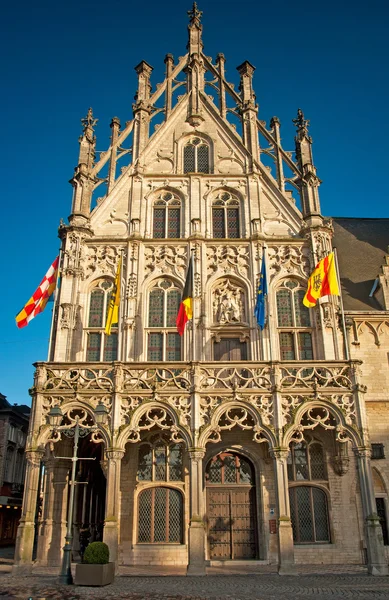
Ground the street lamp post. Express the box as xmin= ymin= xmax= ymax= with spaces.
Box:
xmin=48 ymin=402 xmax=108 ymax=585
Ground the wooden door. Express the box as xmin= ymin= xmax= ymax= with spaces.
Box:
xmin=206 ymin=452 xmax=257 ymax=560
xmin=214 ymin=338 xmax=247 ymax=361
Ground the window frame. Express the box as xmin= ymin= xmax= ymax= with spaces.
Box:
xmin=137 ymin=440 xmax=184 ymax=483
xmin=152 ymin=191 xmax=181 ymax=239
xmin=289 ymin=484 xmax=331 ymax=544
xmin=276 ymin=280 xmax=313 ymax=361
xmin=137 ymin=486 xmax=184 ymax=544
xmin=212 ymin=192 xmax=241 ymax=239
xmin=85 ymin=279 xmax=118 ymax=362
xmin=183 ymin=137 xmax=210 ymax=174
xmin=146 ymin=279 xmax=182 ymax=362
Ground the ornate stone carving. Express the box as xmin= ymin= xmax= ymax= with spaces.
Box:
xmin=144 ymin=245 xmax=187 ymax=278
xmin=85 ymin=245 xmax=123 ymax=277
xmin=199 ymin=395 xmax=223 ymax=428
xmin=267 ymin=245 xmax=311 ymax=279
xmin=213 ymin=279 xmax=245 ymax=324
xmin=60 ymin=303 xmax=72 ymax=329
xmin=248 ymin=395 xmax=273 ymax=426
xmin=207 ymin=245 xmax=249 ymax=279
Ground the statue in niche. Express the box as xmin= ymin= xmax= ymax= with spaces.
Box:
xmin=213 ymin=280 xmax=245 ymax=324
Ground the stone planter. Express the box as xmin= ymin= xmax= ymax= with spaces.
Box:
xmin=75 ymin=562 xmax=115 ymax=586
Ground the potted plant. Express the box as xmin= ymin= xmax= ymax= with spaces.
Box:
xmin=75 ymin=541 xmax=115 ymax=586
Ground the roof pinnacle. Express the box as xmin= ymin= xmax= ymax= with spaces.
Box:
xmin=188 ymin=2 xmax=203 ymax=26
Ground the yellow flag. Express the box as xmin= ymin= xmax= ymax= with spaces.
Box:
xmin=105 ymin=256 xmax=122 ymax=335
xmin=303 ymin=252 xmax=340 ymax=308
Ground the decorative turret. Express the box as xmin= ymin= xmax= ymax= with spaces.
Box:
xmin=69 ymin=108 xmax=98 ymax=225
xmin=293 ymin=108 xmax=322 ymax=221
xmin=187 ymin=2 xmax=203 ymax=55
xmin=132 ymin=61 xmax=153 ymax=161
xmin=237 ymin=61 xmax=259 ymax=169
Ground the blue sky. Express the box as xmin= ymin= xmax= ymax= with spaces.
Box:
xmin=1 ymin=0 xmax=388 ymax=406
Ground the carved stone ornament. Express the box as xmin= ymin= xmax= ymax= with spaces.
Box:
xmin=311 ymin=231 xmax=332 ymax=261
xmin=213 ymin=279 xmax=245 ymax=324
xmin=207 ymin=245 xmax=249 ymax=279
xmin=64 ymin=232 xmax=87 ymax=277
xmin=60 ymin=303 xmax=72 ymax=329
xmin=267 ymin=245 xmax=311 ymax=279
xmin=85 ymin=245 xmax=123 ymax=277
xmin=144 ymin=245 xmax=187 ymax=279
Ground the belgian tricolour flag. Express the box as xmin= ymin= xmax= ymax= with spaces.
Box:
xmin=176 ymin=258 xmax=193 ymax=336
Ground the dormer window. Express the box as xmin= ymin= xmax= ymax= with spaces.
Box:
xmin=184 ymin=137 xmax=210 ymax=173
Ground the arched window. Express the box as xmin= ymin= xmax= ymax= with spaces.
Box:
xmin=288 ymin=440 xmax=330 ymax=543
xmin=212 ymin=192 xmax=240 ymax=238
xmin=153 ymin=191 xmax=181 ymax=239
xmin=86 ymin=280 xmax=118 ymax=361
xmin=138 ymin=487 xmax=183 ymax=543
xmin=183 ymin=137 xmax=210 ymax=173
xmin=147 ymin=280 xmax=181 ymax=361
xmin=276 ymin=280 xmax=313 ymax=360
xmin=137 ymin=438 xmax=184 ymax=482
xmin=206 ymin=453 xmax=254 ymax=485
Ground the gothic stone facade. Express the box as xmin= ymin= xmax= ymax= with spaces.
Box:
xmin=14 ymin=5 xmax=389 ymax=576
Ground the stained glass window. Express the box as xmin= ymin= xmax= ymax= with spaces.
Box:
xmin=212 ymin=192 xmax=241 ymax=238
xmin=184 ymin=139 xmax=210 ymax=173
xmin=206 ymin=453 xmax=254 ymax=485
xmin=86 ymin=279 xmax=118 ymax=361
xmin=137 ymin=440 xmax=184 ymax=483
xmin=152 ymin=193 xmax=181 ymax=239
xmin=288 ymin=441 xmax=326 ymax=482
xmin=276 ymin=281 xmax=313 ymax=361
xmin=147 ymin=280 xmax=182 ymax=361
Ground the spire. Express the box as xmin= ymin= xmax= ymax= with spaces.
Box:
xmin=187 ymin=2 xmax=203 ymax=55
xmin=293 ymin=108 xmax=322 ymax=220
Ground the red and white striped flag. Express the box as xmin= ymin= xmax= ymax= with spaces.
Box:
xmin=15 ymin=256 xmax=59 ymax=329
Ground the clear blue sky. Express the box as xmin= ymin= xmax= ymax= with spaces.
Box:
xmin=1 ymin=0 xmax=388 ymax=406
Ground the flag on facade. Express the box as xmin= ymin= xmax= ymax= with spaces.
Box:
xmin=15 ymin=256 xmax=59 ymax=329
xmin=254 ymin=252 xmax=267 ymax=329
xmin=176 ymin=257 xmax=193 ymax=336
xmin=105 ymin=255 xmax=122 ymax=335
xmin=303 ymin=252 xmax=340 ymax=308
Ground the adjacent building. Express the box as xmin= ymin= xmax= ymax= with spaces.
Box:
xmin=13 ymin=5 xmax=389 ymax=575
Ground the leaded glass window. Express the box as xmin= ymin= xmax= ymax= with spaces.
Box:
xmin=206 ymin=453 xmax=254 ymax=485
xmin=147 ymin=279 xmax=181 ymax=361
xmin=138 ymin=487 xmax=183 ymax=543
xmin=86 ymin=279 xmax=118 ymax=362
xmin=276 ymin=280 xmax=313 ymax=360
xmin=212 ymin=192 xmax=240 ymax=238
xmin=183 ymin=137 xmax=210 ymax=173
xmin=137 ymin=438 xmax=184 ymax=482
xmin=288 ymin=441 xmax=326 ymax=482
xmin=152 ymin=192 xmax=181 ymax=239
xmin=289 ymin=486 xmax=330 ymax=543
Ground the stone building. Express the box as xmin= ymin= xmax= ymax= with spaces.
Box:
xmin=13 ymin=5 xmax=389 ymax=576
xmin=0 ymin=394 xmax=29 ymax=545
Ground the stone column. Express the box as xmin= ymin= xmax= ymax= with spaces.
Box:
xmin=271 ymin=449 xmax=295 ymax=575
xmin=13 ymin=450 xmax=44 ymax=574
xmin=355 ymin=448 xmax=388 ymax=576
xmin=46 ymin=460 xmax=70 ymax=566
xmin=103 ymin=449 xmax=124 ymax=567
xmin=187 ymin=449 xmax=206 ymax=575
xmin=35 ymin=457 xmax=55 ymax=565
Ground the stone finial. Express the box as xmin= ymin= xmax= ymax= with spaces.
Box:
xmin=188 ymin=2 xmax=203 ymax=26
xmin=293 ymin=108 xmax=310 ymax=136
xmin=81 ymin=108 xmax=98 ymax=139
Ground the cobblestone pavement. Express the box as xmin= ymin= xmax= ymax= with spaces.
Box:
xmin=1 ymin=571 xmax=389 ymax=600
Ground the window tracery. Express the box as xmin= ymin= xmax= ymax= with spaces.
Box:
xmin=183 ymin=137 xmax=210 ymax=173
xmin=153 ymin=191 xmax=181 ymax=239
xmin=212 ymin=191 xmax=240 ymax=239
xmin=85 ymin=280 xmax=118 ymax=361
xmin=147 ymin=279 xmax=181 ymax=361
xmin=137 ymin=434 xmax=184 ymax=482
xmin=276 ymin=280 xmax=313 ymax=360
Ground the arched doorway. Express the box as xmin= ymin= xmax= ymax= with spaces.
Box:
xmin=205 ymin=451 xmax=257 ymax=560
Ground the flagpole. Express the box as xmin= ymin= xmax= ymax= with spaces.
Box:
xmin=191 ymin=249 xmax=196 ymax=362
xmin=47 ymin=248 xmax=63 ymax=362
xmin=263 ymin=245 xmax=273 ymax=362
xmin=333 ymin=247 xmax=350 ymax=361
xmin=117 ymin=250 xmax=124 ymax=362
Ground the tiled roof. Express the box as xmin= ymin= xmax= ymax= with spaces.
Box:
xmin=332 ymin=218 xmax=389 ymax=311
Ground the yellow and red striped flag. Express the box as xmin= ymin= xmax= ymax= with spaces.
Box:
xmin=176 ymin=258 xmax=193 ymax=336
xmin=15 ymin=256 xmax=59 ymax=328
xmin=303 ymin=252 xmax=340 ymax=308
xmin=105 ymin=255 xmax=122 ymax=336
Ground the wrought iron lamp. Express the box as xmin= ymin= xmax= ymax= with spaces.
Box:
xmin=47 ymin=401 xmax=108 ymax=585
